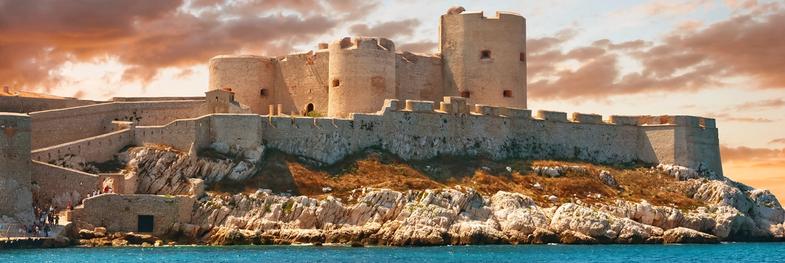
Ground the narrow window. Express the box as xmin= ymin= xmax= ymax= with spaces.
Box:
xmin=332 ymin=79 xmax=340 ymax=87
xmin=520 ymin=52 xmax=526 ymax=62
xmin=460 ymin=91 xmax=471 ymax=98
xmin=503 ymin=90 xmax=512 ymax=97
xmin=481 ymin=50 xmax=491 ymax=59
xmin=260 ymin=88 xmax=268 ymax=97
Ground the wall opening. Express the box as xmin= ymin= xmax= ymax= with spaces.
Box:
xmin=481 ymin=50 xmax=492 ymax=60
xmin=304 ymin=103 xmax=315 ymax=116
xmin=260 ymin=88 xmax=268 ymax=97
xmin=460 ymin=91 xmax=471 ymax=98
xmin=332 ymin=79 xmax=340 ymax=87
xmin=137 ymin=215 xmax=154 ymax=233
xmin=503 ymin=90 xmax=513 ymax=97
xmin=520 ymin=52 xmax=526 ymax=62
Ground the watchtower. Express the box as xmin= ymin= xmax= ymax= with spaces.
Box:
xmin=327 ymin=37 xmax=397 ymax=118
xmin=440 ymin=7 xmax=528 ymax=109
xmin=208 ymin=55 xmax=276 ymax=115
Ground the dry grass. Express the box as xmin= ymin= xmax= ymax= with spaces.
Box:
xmin=206 ymin=149 xmax=704 ymax=209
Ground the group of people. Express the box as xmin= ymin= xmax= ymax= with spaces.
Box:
xmin=20 ymin=206 xmax=60 ymax=238
xmin=86 ymin=185 xmax=114 ymax=199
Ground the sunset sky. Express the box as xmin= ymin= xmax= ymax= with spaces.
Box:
xmin=1 ymin=0 xmax=783 ymax=197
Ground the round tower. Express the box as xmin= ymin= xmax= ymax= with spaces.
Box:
xmin=208 ymin=55 xmax=276 ymax=115
xmin=0 ymin=113 xmax=33 ymax=223
xmin=327 ymin=37 xmax=397 ymax=117
xmin=440 ymin=7 xmax=527 ymax=109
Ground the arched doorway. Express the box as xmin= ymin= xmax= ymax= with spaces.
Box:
xmin=303 ymin=103 xmax=315 ymax=116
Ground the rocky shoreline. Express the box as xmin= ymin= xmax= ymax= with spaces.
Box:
xmin=63 ymin=146 xmax=785 ymax=247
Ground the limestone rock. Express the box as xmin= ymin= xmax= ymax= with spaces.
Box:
xmin=663 ymin=227 xmax=720 ymax=244
xmin=599 ymin=170 xmax=619 ymax=188
xmin=559 ymin=230 xmax=597 ymax=244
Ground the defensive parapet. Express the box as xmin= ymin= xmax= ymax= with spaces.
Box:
xmin=440 ymin=7 xmax=527 ymax=109
xmin=0 ymin=113 xmax=34 ymax=223
xmin=328 ymin=37 xmax=397 ymax=117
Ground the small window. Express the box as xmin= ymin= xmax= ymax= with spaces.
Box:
xmin=520 ymin=52 xmax=526 ymax=62
xmin=503 ymin=90 xmax=512 ymax=97
xmin=481 ymin=50 xmax=491 ymax=59
xmin=260 ymin=88 xmax=268 ymax=97
xmin=460 ymin=91 xmax=471 ymax=98
xmin=332 ymin=79 xmax=340 ymax=87
xmin=138 ymin=215 xmax=154 ymax=233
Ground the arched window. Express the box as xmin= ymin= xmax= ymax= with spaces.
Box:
xmin=332 ymin=79 xmax=340 ymax=87
xmin=260 ymin=88 xmax=268 ymax=97
xmin=503 ymin=90 xmax=512 ymax=97
xmin=460 ymin=91 xmax=471 ymax=98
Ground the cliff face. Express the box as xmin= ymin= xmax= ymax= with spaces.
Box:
xmin=117 ymin=146 xmax=785 ymax=245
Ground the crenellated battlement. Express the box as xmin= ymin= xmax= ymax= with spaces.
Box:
xmin=448 ymin=10 xmax=525 ymax=21
xmin=331 ymin=37 xmax=395 ymax=52
xmin=370 ymin=97 xmax=715 ymax=129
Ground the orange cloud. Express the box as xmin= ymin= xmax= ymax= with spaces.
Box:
xmin=720 ymin=145 xmax=785 ymax=163
xmin=733 ymin=98 xmax=785 ymax=111
xmin=528 ymin=3 xmax=785 ymax=100
xmin=0 ymin=0 xmax=379 ymax=92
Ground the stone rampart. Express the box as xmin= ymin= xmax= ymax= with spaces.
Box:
xmin=255 ymin=99 xmax=721 ymax=175
xmin=31 ymin=161 xmax=99 ymax=209
xmin=29 ymin=100 xmax=207 ymax=149
xmin=31 ymin=129 xmax=133 ymax=164
xmin=0 ymin=96 xmax=100 ymax=113
xmin=135 ymin=116 xmax=212 ymax=152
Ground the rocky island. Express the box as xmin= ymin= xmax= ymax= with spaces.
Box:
xmin=1 ymin=6 xmax=783 ymax=248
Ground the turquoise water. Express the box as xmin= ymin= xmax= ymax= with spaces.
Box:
xmin=1 ymin=243 xmax=783 ymax=262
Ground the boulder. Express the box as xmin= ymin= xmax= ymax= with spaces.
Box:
xmin=663 ymin=227 xmax=720 ymax=244
xmin=560 ymin=230 xmax=598 ymax=244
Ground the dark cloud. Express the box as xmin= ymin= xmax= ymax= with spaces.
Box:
xmin=770 ymin=138 xmax=785 ymax=145
xmin=0 ymin=0 xmax=378 ymax=91
xmin=528 ymin=3 xmax=785 ymax=100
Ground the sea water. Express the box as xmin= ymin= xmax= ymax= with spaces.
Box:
xmin=1 ymin=243 xmax=783 ymax=262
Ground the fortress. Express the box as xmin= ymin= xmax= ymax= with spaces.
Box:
xmin=209 ymin=6 xmax=526 ymax=117
xmin=0 ymin=7 xmax=722 ymax=235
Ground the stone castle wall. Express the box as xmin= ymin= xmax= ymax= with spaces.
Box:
xmin=31 ymin=161 xmax=99 ymax=209
xmin=0 ymin=113 xmax=34 ymax=223
xmin=275 ymin=50 xmax=330 ymax=115
xmin=72 ymin=194 xmax=194 ymax=236
xmin=29 ymin=100 xmax=207 ymax=149
xmin=31 ymin=129 xmax=133 ymax=164
xmin=110 ymin=98 xmax=721 ymax=176
xmin=0 ymin=96 xmax=100 ymax=113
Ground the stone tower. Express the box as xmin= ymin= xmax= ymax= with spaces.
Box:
xmin=0 ymin=113 xmax=33 ymax=223
xmin=440 ymin=7 xmax=527 ymax=109
xmin=327 ymin=37 xmax=397 ymax=118
xmin=208 ymin=55 xmax=276 ymax=115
